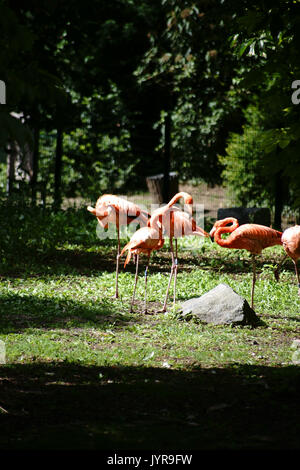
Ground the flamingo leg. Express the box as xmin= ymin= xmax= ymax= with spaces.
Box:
xmin=250 ymin=254 xmax=256 ymax=309
xmin=130 ymin=254 xmax=139 ymax=313
xmin=162 ymin=239 xmax=176 ymax=312
xmin=274 ymin=254 xmax=288 ymax=282
xmin=114 ymin=226 xmax=120 ymax=298
xmin=144 ymin=254 xmax=150 ymax=314
xmin=293 ymin=260 xmax=300 ymax=297
xmin=173 ymin=239 xmax=178 ymax=305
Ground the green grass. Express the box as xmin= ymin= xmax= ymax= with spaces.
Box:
xmin=0 ymin=202 xmax=299 ymax=450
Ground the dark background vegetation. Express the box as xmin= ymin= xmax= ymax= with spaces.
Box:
xmin=1 ymin=0 xmax=300 ymax=455
xmin=1 ymin=0 xmax=300 ymax=227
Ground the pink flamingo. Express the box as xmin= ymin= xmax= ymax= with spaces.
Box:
xmin=279 ymin=225 xmax=300 ymax=297
xmin=120 ymin=226 xmax=164 ymax=313
xmin=210 ymin=217 xmax=282 ymax=308
xmin=87 ymin=194 xmax=150 ymax=298
xmin=149 ymin=192 xmax=209 ymax=311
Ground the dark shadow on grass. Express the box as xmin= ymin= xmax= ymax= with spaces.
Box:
xmin=48 ymin=248 xmax=173 ymax=274
xmin=0 ymin=362 xmax=299 ymax=451
xmin=0 ymin=248 xmax=172 ymax=278
xmin=0 ymin=248 xmax=290 ymax=280
xmin=0 ymin=292 xmax=136 ymax=333
xmin=0 ymin=232 xmax=292 ymax=279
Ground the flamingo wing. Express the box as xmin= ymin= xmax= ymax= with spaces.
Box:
xmin=121 ymin=227 xmax=164 ymax=267
xmin=171 ymin=211 xmax=208 ymax=238
xmin=228 ymin=224 xmax=282 ymax=254
xmin=282 ymin=225 xmax=300 ymax=261
xmin=90 ymin=194 xmax=150 ymax=228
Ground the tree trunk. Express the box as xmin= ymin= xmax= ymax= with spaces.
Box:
xmin=31 ymin=128 xmax=40 ymax=206
xmin=54 ymin=128 xmax=63 ymax=210
xmin=274 ymin=171 xmax=283 ymax=231
xmin=163 ymin=111 xmax=171 ymax=203
xmin=6 ymin=142 xmax=17 ymax=196
xmin=146 ymin=172 xmax=178 ymax=205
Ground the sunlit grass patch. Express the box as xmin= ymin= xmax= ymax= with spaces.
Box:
xmin=0 ymin=205 xmax=299 ymax=373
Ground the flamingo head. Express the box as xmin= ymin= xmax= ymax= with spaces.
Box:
xmin=181 ymin=193 xmax=193 ymax=215
xmin=185 ymin=196 xmax=193 ymax=216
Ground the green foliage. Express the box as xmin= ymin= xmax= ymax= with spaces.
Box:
xmin=0 ymin=198 xmax=97 ymax=271
xmin=0 ymin=0 xmax=162 ymax=201
xmin=225 ymin=2 xmax=300 ymax=213
xmin=220 ymin=100 xmax=300 ymax=214
xmin=62 ymin=85 xmax=137 ymax=197
xmin=135 ymin=0 xmax=247 ymax=184
xmin=171 ymin=93 xmax=241 ymax=183
xmin=1 ymin=0 xmax=300 ymax=213
xmin=220 ymin=106 xmax=271 ymax=206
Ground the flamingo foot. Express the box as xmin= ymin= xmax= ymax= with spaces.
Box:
xmin=157 ymin=304 xmax=168 ymax=313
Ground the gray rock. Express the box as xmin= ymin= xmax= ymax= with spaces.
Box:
xmin=180 ymin=283 xmax=259 ymax=326
xmin=217 ymin=207 xmax=271 ymax=227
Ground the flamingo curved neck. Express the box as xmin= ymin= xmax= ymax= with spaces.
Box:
xmin=149 ymin=214 xmax=161 ymax=232
xmin=167 ymin=192 xmax=193 ymax=208
xmin=214 ymin=226 xmax=235 ymax=246
xmin=149 ymin=192 xmax=193 ymax=231
xmin=218 ymin=217 xmax=239 ymax=230
xmin=214 ymin=218 xmax=239 ymax=246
